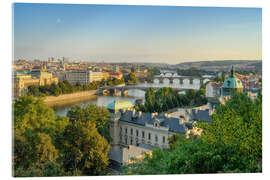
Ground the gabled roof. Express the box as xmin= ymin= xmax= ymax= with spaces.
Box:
xmin=119 ymin=110 xmax=186 ymax=134
xmin=193 ymin=110 xmax=212 ymax=122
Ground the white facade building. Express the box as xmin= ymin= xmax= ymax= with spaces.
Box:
xmin=108 ymin=100 xmax=213 ymax=164
xmin=65 ymin=70 xmax=104 ymax=85
xmin=206 ymin=82 xmax=221 ymax=98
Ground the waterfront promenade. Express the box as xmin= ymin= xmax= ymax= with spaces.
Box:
xmin=44 ymin=90 xmax=97 ymax=107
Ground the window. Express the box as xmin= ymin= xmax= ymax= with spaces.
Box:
xmin=130 ymin=128 xmax=133 ymax=135
xmin=125 ymin=137 xmax=127 ymax=144
xmin=136 ymin=129 xmax=139 ymax=137
xmin=155 ymin=135 xmax=158 ymax=142
xmin=130 ymin=138 xmax=133 ymax=145
xmin=142 ymin=131 xmax=145 ymax=138
xmin=125 ymin=128 xmax=127 ymax=134
xmin=120 ymin=127 xmax=122 ymax=133
xmin=163 ymin=136 xmax=166 ymax=143
xmin=148 ymin=133 xmax=151 ymax=140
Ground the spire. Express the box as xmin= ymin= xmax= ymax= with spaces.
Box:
xmin=230 ymin=66 xmax=234 ymax=77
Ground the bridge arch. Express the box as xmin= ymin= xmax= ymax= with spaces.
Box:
xmin=183 ymin=78 xmax=190 ymax=88
xmin=153 ymin=78 xmax=160 ymax=84
xmin=163 ymin=78 xmax=170 ymax=85
xmin=172 ymin=78 xmax=180 ymax=85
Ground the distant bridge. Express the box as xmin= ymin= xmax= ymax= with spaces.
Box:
xmin=99 ymin=74 xmax=215 ymax=96
xmin=100 ymin=85 xmax=193 ymax=96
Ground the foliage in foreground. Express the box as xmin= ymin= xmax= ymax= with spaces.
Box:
xmin=122 ymin=92 xmax=262 ymax=174
xmin=13 ymin=95 xmax=110 ymax=177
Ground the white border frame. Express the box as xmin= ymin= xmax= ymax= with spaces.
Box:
xmin=1 ymin=0 xmax=268 ymax=180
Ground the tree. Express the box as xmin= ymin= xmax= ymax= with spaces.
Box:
xmin=140 ymin=87 xmax=207 ymax=113
xmin=27 ymin=85 xmax=40 ymax=96
xmin=14 ymin=161 xmax=68 ymax=177
xmin=61 ymin=120 xmax=110 ymax=175
xmin=66 ymin=103 xmax=111 ymax=142
xmin=148 ymin=67 xmax=160 ymax=77
xmin=197 ymin=92 xmax=262 ymax=168
xmin=13 ymin=95 xmax=69 ymax=176
xmin=126 ymin=72 xmax=138 ymax=85
xmin=14 ymin=131 xmax=58 ymax=170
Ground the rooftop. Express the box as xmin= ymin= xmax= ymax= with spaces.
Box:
xmin=108 ymin=100 xmax=133 ymax=111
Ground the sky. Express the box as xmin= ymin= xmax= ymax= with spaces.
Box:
xmin=13 ymin=3 xmax=262 ymax=64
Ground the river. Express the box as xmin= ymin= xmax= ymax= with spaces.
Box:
xmin=53 ymin=89 xmax=146 ymax=116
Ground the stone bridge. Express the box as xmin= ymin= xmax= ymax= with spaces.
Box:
xmin=99 ymin=85 xmax=190 ymax=96
xmin=141 ymin=74 xmax=214 ymax=88
xmin=153 ymin=73 xmax=214 ymax=84
xmin=100 ymin=74 xmax=215 ymax=96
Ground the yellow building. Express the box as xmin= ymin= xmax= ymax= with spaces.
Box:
xmin=102 ymin=72 xmax=110 ymax=80
xmin=13 ymin=72 xmax=58 ymax=98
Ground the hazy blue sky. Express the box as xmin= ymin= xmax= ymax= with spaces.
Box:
xmin=13 ymin=3 xmax=262 ymax=64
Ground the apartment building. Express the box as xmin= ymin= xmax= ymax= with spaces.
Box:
xmin=65 ymin=70 xmax=104 ymax=85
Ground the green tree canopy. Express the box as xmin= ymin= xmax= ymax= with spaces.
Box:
xmin=13 ymin=95 xmax=69 ymax=175
xmin=66 ymin=103 xmax=111 ymax=141
xmin=61 ymin=120 xmax=110 ymax=175
xmin=125 ymin=72 xmax=138 ymax=85
xmin=138 ymin=87 xmax=207 ymax=113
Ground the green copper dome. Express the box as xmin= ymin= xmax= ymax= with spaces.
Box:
xmin=222 ymin=77 xmax=243 ymax=89
xmin=222 ymin=66 xmax=243 ymax=89
xmin=107 ymin=100 xmax=133 ymax=111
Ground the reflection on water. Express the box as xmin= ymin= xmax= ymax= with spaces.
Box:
xmin=53 ymin=89 xmax=145 ymax=117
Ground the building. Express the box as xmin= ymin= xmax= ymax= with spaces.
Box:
xmin=206 ymin=82 xmax=222 ymax=98
xmin=65 ymin=70 xmax=104 ymax=85
xmin=108 ymin=100 xmax=213 ymax=150
xmin=102 ymin=72 xmax=110 ymax=80
xmin=108 ymin=144 xmax=152 ymax=165
xmin=111 ymin=72 xmax=123 ymax=80
xmin=221 ymin=66 xmax=243 ymax=97
xmin=54 ymin=71 xmax=66 ymax=82
xmin=13 ymin=71 xmax=58 ymax=98
xmin=89 ymin=71 xmax=104 ymax=82
xmin=108 ymin=100 xmax=213 ymax=164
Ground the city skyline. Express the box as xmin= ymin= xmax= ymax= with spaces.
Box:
xmin=13 ymin=3 xmax=262 ymax=64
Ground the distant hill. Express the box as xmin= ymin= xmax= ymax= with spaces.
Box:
xmin=177 ymin=60 xmax=261 ymax=67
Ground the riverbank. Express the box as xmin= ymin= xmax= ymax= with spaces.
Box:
xmin=44 ymin=90 xmax=97 ymax=107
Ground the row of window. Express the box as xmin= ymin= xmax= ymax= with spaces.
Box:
xmin=120 ymin=126 xmax=166 ymax=143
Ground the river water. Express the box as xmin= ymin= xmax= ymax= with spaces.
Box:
xmin=53 ymin=89 xmax=146 ymax=116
